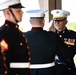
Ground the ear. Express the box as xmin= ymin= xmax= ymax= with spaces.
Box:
xmin=6 ymin=9 xmax=10 ymax=15
xmin=4 ymin=9 xmax=11 ymax=16
xmin=42 ymin=18 xmax=45 ymax=23
xmin=65 ymin=20 xmax=68 ymax=25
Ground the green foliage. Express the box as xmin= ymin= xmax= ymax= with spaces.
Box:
xmin=66 ymin=22 xmax=76 ymax=32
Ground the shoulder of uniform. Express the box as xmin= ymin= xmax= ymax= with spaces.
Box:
xmin=48 ymin=31 xmax=56 ymax=34
xmin=68 ymin=29 xmax=76 ymax=33
xmin=0 ymin=24 xmax=9 ymax=32
xmin=48 ymin=31 xmax=58 ymax=37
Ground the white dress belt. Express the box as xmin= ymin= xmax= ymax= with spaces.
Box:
xmin=10 ymin=62 xmax=30 ymax=68
xmin=30 ymin=62 xmax=55 ymax=69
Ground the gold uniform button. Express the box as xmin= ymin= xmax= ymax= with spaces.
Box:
xmin=23 ymin=34 xmax=25 ymax=37
xmin=20 ymin=43 xmax=23 ymax=46
xmin=4 ymin=71 xmax=7 ymax=74
xmin=3 ymin=57 xmax=6 ymax=61
xmin=28 ymin=52 xmax=30 ymax=55
xmin=26 ymin=39 xmax=28 ymax=43
xmin=68 ymin=46 xmax=70 ymax=47
xmin=5 ymin=24 xmax=8 ymax=26
xmin=59 ymin=35 xmax=62 ymax=37
xmin=15 ymin=25 xmax=18 ymax=28
xmin=27 ymin=46 xmax=29 ymax=49
xmin=68 ymin=68 xmax=71 ymax=70
xmin=29 ymin=58 xmax=31 ymax=61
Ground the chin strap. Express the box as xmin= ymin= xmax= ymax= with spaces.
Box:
xmin=9 ymin=8 xmax=18 ymax=23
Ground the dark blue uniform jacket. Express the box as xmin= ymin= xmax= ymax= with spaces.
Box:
xmin=0 ymin=20 xmax=31 ymax=75
xmin=25 ymin=27 xmax=70 ymax=65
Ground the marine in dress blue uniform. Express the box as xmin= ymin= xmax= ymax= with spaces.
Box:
xmin=50 ymin=9 xmax=76 ymax=75
xmin=24 ymin=9 xmax=71 ymax=75
xmin=0 ymin=0 xmax=31 ymax=75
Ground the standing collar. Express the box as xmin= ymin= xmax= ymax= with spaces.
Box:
xmin=31 ymin=27 xmax=43 ymax=31
xmin=55 ymin=28 xmax=68 ymax=34
xmin=4 ymin=20 xmax=19 ymax=28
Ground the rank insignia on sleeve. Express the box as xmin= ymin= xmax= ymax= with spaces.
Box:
xmin=0 ymin=39 xmax=8 ymax=52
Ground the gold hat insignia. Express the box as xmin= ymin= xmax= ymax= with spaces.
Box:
xmin=56 ymin=11 xmax=59 ymax=14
